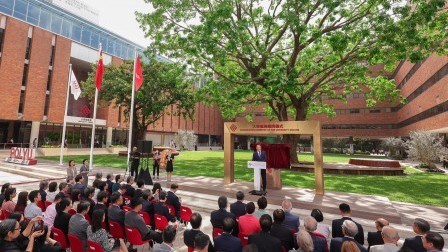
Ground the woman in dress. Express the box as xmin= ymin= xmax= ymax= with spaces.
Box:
xmin=166 ymin=149 xmax=174 ymax=182
xmin=1 ymin=187 xmax=17 ymax=214
xmin=79 ymin=159 xmax=89 ymax=187
xmin=87 ymin=209 xmax=128 ymax=252
xmin=66 ymin=160 xmax=77 ymax=180
xmin=13 ymin=191 xmax=28 ymax=214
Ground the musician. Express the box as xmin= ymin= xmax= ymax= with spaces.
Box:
xmin=153 ymin=150 xmax=161 ymax=180
xmin=252 ymin=144 xmax=267 ymax=192
xmin=166 ymin=149 xmax=174 ymax=182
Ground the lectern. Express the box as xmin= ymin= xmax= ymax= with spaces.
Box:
xmin=247 ymin=161 xmax=266 ymax=195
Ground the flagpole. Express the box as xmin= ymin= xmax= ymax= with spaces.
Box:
xmin=60 ymin=64 xmax=72 ymax=165
xmin=89 ymin=45 xmax=102 ymax=172
xmin=126 ymin=49 xmax=138 ymax=176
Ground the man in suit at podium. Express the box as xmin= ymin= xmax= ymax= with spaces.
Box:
xmin=252 ymin=144 xmax=267 ymax=192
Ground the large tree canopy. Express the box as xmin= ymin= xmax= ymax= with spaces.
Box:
xmin=136 ymin=0 xmax=448 ymax=161
xmin=82 ymin=57 xmax=196 ymax=145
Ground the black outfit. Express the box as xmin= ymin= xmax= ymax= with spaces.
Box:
xmin=402 ymin=236 xmax=425 ymax=252
xmin=124 ymin=184 xmax=135 ymax=198
xmin=106 ymin=180 xmax=114 ymax=195
xmin=331 ymin=217 xmax=364 ymax=245
xmin=54 ymin=212 xmax=72 ymax=243
xmin=72 ymin=183 xmax=86 ymax=197
xmin=154 ymin=202 xmax=176 ymax=222
xmin=142 ymin=200 xmax=155 ymax=229
xmin=330 ymin=237 xmax=367 ymax=252
xmin=367 ymin=231 xmax=384 ymax=251
xmin=153 ymin=152 xmax=160 ymax=177
xmin=248 ymin=231 xmax=282 ymax=252
xmin=310 ymin=232 xmax=327 ymax=252
xmin=0 ymin=234 xmax=29 ymax=251
xmin=130 ymin=151 xmax=141 ymax=178
xmin=39 ymin=189 xmax=47 ymax=203
xmin=210 ymin=209 xmax=235 ymax=228
xmin=166 ymin=191 xmax=181 ymax=219
xmin=184 ymin=229 xmax=215 ymax=252
xmin=86 ymin=198 xmax=96 ymax=218
xmin=270 ymin=223 xmax=294 ymax=251
xmin=230 ymin=201 xmax=247 ymax=218
xmin=93 ymin=203 xmax=108 ymax=225
xmin=166 ymin=154 xmax=174 ymax=172
xmin=214 ymin=232 xmax=243 ymax=252
xmin=108 ymin=205 xmax=125 ymax=226
xmin=133 ymin=188 xmax=143 ymax=199
xmin=252 ymin=150 xmax=267 ymax=191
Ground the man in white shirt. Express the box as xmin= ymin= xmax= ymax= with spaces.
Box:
xmin=43 ymin=193 xmax=63 ymax=229
xmin=370 ymin=226 xmax=400 ymax=252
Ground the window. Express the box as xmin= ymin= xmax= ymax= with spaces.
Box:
xmin=46 ymin=70 xmax=52 ymax=91
xmin=90 ymin=33 xmax=99 ymax=48
xmin=18 ymin=90 xmax=26 ymax=114
xmin=107 ymin=40 xmax=115 ymax=54
xmin=26 ymin=3 xmax=40 ymax=25
xmin=71 ymin=23 xmax=81 ymax=42
xmin=369 ymin=109 xmax=381 ymax=113
xmin=43 ymin=94 xmax=50 ymax=116
xmin=0 ymin=0 xmax=14 ymax=15
xmin=0 ymin=28 xmax=4 ymax=55
xmin=21 ymin=64 xmax=29 ymax=87
xmin=49 ymin=45 xmax=55 ymax=66
xmin=61 ymin=19 xmax=71 ymax=38
xmin=349 ymin=109 xmax=360 ymax=114
xmin=12 ymin=0 xmax=27 ymax=20
xmin=81 ymin=27 xmax=91 ymax=45
xmin=50 ymin=15 xmax=62 ymax=34
xmin=25 ymin=37 xmax=32 ymax=60
xmin=39 ymin=9 xmax=51 ymax=30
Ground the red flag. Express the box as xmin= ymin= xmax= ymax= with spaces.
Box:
xmin=95 ymin=49 xmax=104 ymax=91
xmin=134 ymin=56 xmax=144 ymax=91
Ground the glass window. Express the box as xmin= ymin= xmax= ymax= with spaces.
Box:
xmin=46 ymin=69 xmax=52 ymax=91
xmin=39 ymin=9 xmax=51 ymax=30
xmin=49 ymin=45 xmax=55 ymax=66
xmin=18 ymin=90 xmax=26 ymax=114
xmin=71 ymin=23 xmax=81 ymax=42
xmin=81 ymin=27 xmax=91 ymax=46
xmin=26 ymin=3 xmax=40 ymax=25
xmin=61 ymin=19 xmax=71 ymax=38
xmin=0 ymin=28 xmax=4 ymax=54
xmin=127 ymin=47 xmax=133 ymax=59
xmin=90 ymin=32 xmax=99 ymax=48
xmin=25 ymin=37 xmax=32 ymax=60
xmin=107 ymin=40 xmax=115 ymax=54
xmin=100 ymin=36 xmax=107 ymax=49
xmin=115 ymin=42 xmax=121 ymax=57
xmin=0 ymin=0 xmax=14 ymax=15
xmin=50 ymin=15 xmax=62 ymax=34
xmin=21 ymin=63 xmax=29 ymax=86
xmin=44 ymin=93 xmax=50 ymax=116
xmin=12 ymin=0 xmax=27 ymax=20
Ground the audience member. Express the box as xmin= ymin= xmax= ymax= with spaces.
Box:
xmin=303 ymin=216 xmax=327 ymax=252
xmin=330 ymin=220 xmax=367 ymax=252
xmin=0 ymin=183 xmax=11 ymax=206
xmin=402 ymin=218 xmax=430 ymax=252
xmin=39 ymin=181 xmax=49 ymax=203
xmin=230 ymin=191 xmax=247 ymax=218
xmin=133 ymin=179 xmax=145 ymax=199
xmin=244 ymin=244 xmax=259 ymax=252
xmin=194 ymin=233 xmax=211 ymax=252
xmin=108 ymin=192 xmax=125 ymax=226
xmin=248 ymin=214 xmax=282 ymax=252
xmin=43 ymin=193 xmax=64 ymax=229
xmin=214 ymin=217 xmax=243 ymax=252
xmin=153 ymin=225 xmax=177 ymax=252
xmin=239 ymin=202 xmax=261 ymax=235
xmin=167 ymin=183 xmax=181 ymax=219
xmin=112 ymin=175 xmax=124 ymax=193
xmin=253 ymin=197 xmax=271 ymax=219
xmin=211 ymin=196 xmax=235 ymax=229
xmin=370 ymin=226 xmax=400 ymax=252
xmin=59 ymin=182 xmax=69 ymax=197
xmin=141 ymin=189 xmax=155 ymax=227
xmin=54 ymin=197 xmax=73 ymax=239
xmin=24 ymin=190 xmax=42 ymax=219
xmin=93 ymin=191 xmax=109 ymax=224
xmin=47 ymin=182 xmax=58 ymax=202
xmin=87 ymin=209 xmax=128 ymax=252
xmin=154 ymin=191 xmax=176 ymax=222
xmin=282 ymin=199 xmax=300 ymax=232
xmin=341 ymin=241 xmax=361 ymax=252
xmin=106 ymin=173 xmax=115 ymax=194
xmin=84 ymin=186 xmax=96 ymax=217
xmin=124 ymin=176 xmax=135 ymax=198
xmin=332 ymin=203 xmax=364 ymax=245
xmin=271 ymin=209 xmax=295 ymax=251
xmin=368 ymin=218 xmax=389 ymax=251
xmin=184 ymin=212 xmax=215 ymax=252
xmin=71 ymin=189 xmax=81 ymax=210
xmin=68 ymin=200 xmax=90 ymax=251
xmin=311 ymin=208 xmax=330 ymax=240
xmin=73 ymin=174 xmax=86 ymax=196
xmin=290 ymin=229 xmax=314 ymax=252
xmin=92 ymin=179 xmax=101 ymax=203
xmin=1 ymin=187 xmax=17 ymax=213
xmin=422 ymin=231 xmax=444 ymax=252
xmin=0 ymin=217 xmax=52 ymax=252
xmin=152 ymin=182 xmax=162 ymax=200
xmin=13 ymin=191 xmax=28 ymax=214
xmin=124 ymin=198 xmax=162 ymax=243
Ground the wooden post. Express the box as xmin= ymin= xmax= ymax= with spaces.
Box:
xmin=224 ymin=129 xmax=234 ymax=184
xmin=313 ymin=122 xmax=324 ymax=195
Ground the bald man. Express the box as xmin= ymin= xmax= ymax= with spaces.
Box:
xmin=367 ymin=218 xmax=389 ymax=251
xmin=370 ymin=226 xmax=400 ymax=252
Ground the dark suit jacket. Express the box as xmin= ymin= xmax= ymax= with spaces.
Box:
xmin=166 ymin=191 xmax=181 ymax=217
xmin=133 ymin=188 xmax=143 ymax=199
xmin=311 ymin=232 xmax=328 ymax=252
xmin=142 ymin=200 xmax=155 ymax=228
xmin=106 ymin=180 xmax=114 ymax=194
xmin=54 ymin=212 xmax=72 ymax=238
xmin=230 ymin=201 xmax=246 ymax=218
xmin=211 ymin=209 xmax=235 ymax=228
xmin=249 ymin=231 xmax=282 ymax=252
xmin=214 ymin=232 xmax=243 ymax=252
xmin=332 ymin=217 xmax=364 ymax=245
xmin=124 ymin=184 xmax=135 ymax=198
xmin=367 ymin=231 xmax=384 ymax=251
xmin=270 ymin=223 xmax=294 ymax=251
xmin=73 ymin=183 xmax=86 ymax=196
xmin=154 ymin=202 xmax=176 ymax=222
xmin=402 ymin=236 xmax=425 ymax=252
xmin=108 ymin=204 xmax=125 ymax=226
xmin=252 ymin=151 xmax=267 ymax=162
xmin=330 ymin=237 xmax=367 ymax=252
xmin=184 ymin=229 xmax=215 ymax=252
xmin=93 ymin=202 xmax=108 ymax=224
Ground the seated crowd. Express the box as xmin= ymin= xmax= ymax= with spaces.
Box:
xmin=0 ymin=178 xmax=446 ymax=252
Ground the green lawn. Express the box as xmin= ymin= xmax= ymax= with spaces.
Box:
xmin=41 ymin=151 xmax=448 ymax=207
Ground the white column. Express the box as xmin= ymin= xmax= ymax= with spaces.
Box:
xmin=106 ymin=127 xmax=113 ymax=147
xmin=29 ymin=121 xmax=40 ymax=148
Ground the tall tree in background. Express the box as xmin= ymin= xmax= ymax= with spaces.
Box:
xmin=82 ymin=57 xmax=197 ymax=146
xmin=137 ymin=0 xmax=448 ymax=162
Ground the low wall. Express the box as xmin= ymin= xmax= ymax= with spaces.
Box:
xmin=36 ymin=148 xmax=113 ymax=156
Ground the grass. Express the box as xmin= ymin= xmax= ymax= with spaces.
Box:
xmin=41 ymin=151 xmax=448 ymax=207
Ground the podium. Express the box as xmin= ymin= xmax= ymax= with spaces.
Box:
xmin=247 ymin=161 xmax=266 ymax=195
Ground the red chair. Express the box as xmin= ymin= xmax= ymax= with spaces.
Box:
xmin=282 ymin=246 xmax=287 ymax=252
xmin=238 ymin=233 xmax=249 ymax=247
xmin=67 ymin=234 xmax=83 ymax=252
xmin=101 ymin=221 xmax=108 ymax=231
xmin=154 ymin=214 xmax=168 ymax=231
xmin=0 ymin=210 xmax=4 ymax=220
xmin=45 ymin=201 xmax=53 ymax=209
xmin=84 ymin=214 xmax=92 ymax=224
xmin=180 ymin=206 xmax=192 ymax=224
xmin=139 ymin=211 xmax=151 ymax=226
xmin=51 ymin=227 xmax=69 ymax=249
xmin=2 ymin=210 xmax=10 ymax=219
xmin=68 ymin=209 xmax=76 ymax=215
xmin=123 ymin=195 xmax=131 ymax=202
xmin=109 ymin=221 xmax=125 ymax=239
xmin=188 ymin=247 xmax=194 ymax=252
xmin=37 ymin=201 xmax=46 ymax=212
xmin=123 ymin=206 xmax=132 ymax=212
xmin=165 ymin=203 xmax=175 ymax=216
xmin=212 ymin=227 xmax=223 ymax=238
xmin=88 ymin=240 xmax=104 ymax=252
xmin=125 ymin=226 xmax=150 ymax=251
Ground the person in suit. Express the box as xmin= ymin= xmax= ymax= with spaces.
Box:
xmin=211 ymin=196 xmax=235 ymax=229
xmin=124 ymin=198 xmax=162 ymax=243
xmin=73 ymin=174 xmax=86 ymax=197
xmin=112 ymin=175 xmax=124 ymax=193
xmin=124 ymin=176 xmax=136 ymax=198
xmin=154 ymin=191 xmax=176 ymax=222
xmin=133 ymin=179 xmax=145 ymax=199
xmin=230 ymin=191 xmax=246 ymax=218
xmin=330 ymin=220 xmax=367 ymax=252
xmin=83 ymin=186 xmax=96 ymax=218
xmin=184 ymin=212 xmax=215 ymax=252
xmin=282 ymin=199 xmax=300 ymax=232
xmin=215 ymin=217 xmax=243 ymax=252
xmin=141 ymin=189 xmax=155 ymax=228
xmin=401 ymin=218 xmax=430 ymax=252
xmin=166 ymin=183 xmax=181 ymax=219
xmin=422 ymin=231 xmax=444 ymax=252
xmin=108 ymin=192 xmax=125 ymax=226
xmin=252 ymin=144 xmax=267 ymax=192
xmin=93 ymin=191 xmax=109 ymax=225
xmin=194 ymin=233 xmax=211 ymax=252
xmin=239 ymin=202 xmax=261 ymax=235
xmin=303 ymin=216 xmax=327 ymax=252
xmin=248 ymin=214 xmax=282 ymax=252
xmin=106 ymin=174 xmax=114 ymax=195
xmin=331 ymin=203 xmax=364 ymax=245
xmin=153 ymin=225 xmax=177 ymax=252
xmin=367 ymin=218 xmax=389 ymax=251
xmin=68 ymin=200 xmax=90 ymax=251
xmin=270 ymin=209 xmax=295 ymax=251
xmin=370 ymin=226 xmax=400 ymax=252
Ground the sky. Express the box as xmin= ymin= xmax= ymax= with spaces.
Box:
xmin=85 ymin=0 xmax=153 ymax=47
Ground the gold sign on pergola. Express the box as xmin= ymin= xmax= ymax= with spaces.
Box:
xmin=223 ymin=121 xmax=324 ymax=195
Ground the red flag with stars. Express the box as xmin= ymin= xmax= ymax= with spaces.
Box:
xmin=95 ymin=48 xmax=104 ymax=91
xmin=134 ymin=55 xmax=143 ymax=91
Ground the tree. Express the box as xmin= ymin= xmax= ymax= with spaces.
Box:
xmin=382 ymin=137 xmax=405 ymax=159
xmin=404 ymin=131 xmax=448 ymax=170
xmin=174 ymin=130 xmax=198 ymax=150
xmin=136 ymin=0 xmax=448 ymax=162
xmin=81 ymin=57 xmax=197 ymax=146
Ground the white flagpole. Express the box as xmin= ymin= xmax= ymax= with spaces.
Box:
xmin=89 ymin=45 xmax=102 ymax=172
xmin=126 ymin=49 xmax=138 ymax=176
xmin=60 ymin=64 xmax=72 ymax=165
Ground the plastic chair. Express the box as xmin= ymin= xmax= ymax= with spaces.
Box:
xmin=188 ymin=247 xmax=194 ymax=252
xmin=165 ymin=203 xmax=175 ymax=216
xmin=45 ymin=201 xmax=53 ymax=209
xmin=84 ymin=214 xmax=92 ymax=224
xmin=109 ymin=221 xmax=125 ymax=239
xmin=212 ymin=227 xmax=223 ymax=238
xmin=125 ymin=226 xmax=150 ymax=251
xmin=0 ymin=210 xmax=4 ymax=220
xmin=2 ymin=210 xmax=10 ymax=219
xmin=68 ymin=208 xmax=76 ymax=215
xmin=180 ymin=206 xmax=192 ymax=225
xmin=88 ymin=240 xmax=104 ymax=252
xmin=154 ymin=214 xmax=169 ymax=231
xmin=123 ymin=206 xmax=132 ymax=212
xmin=139 ymin=211 xmax=151 ymax=226
xmin=37 ymin=201 xmax=46 ymax=212
xmin=238 ymin=233 xmax=249 ymax=247
xmin=51 ymin=227 xmax=69 ymax=249
xmin=67 ymin=233 xmax=84 ymax=252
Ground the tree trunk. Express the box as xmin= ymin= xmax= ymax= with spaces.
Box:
xmin=284 ymin=134 xmax=300 ymax=164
